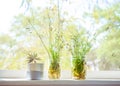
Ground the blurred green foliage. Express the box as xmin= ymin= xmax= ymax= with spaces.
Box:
xmin=0 ymin=0 xmax=120 ymax=71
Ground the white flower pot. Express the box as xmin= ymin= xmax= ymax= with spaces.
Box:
xmin=27 ymin=63 xmax=44 ymax=80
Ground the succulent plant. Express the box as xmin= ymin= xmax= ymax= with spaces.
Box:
xmin=27 ymin=52 xmax=41 ymax=63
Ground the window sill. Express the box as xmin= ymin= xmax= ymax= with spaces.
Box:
xmin=0 ymin=70 xmax=120 ymax=86
xmin=0 ymin=70 xmax=120 ymax=79
xmin=0 ymin=80 xmax=120 ymax=86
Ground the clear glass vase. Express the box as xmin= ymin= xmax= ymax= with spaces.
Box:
xmin=72 ymin=58 xmax=86 ymax=80
xmin=48 ymin=61 xmax=60 ymax=79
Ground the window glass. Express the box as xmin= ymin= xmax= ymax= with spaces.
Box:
xmin=0 ymin=0 xmax=120 ymax=72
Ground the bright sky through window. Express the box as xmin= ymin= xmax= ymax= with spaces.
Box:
xmin=0 ymin=0 xmax=22 ymax=34
xmin=0 ymin=0 xmax=116 ymax=34
xmin=0 ymin=0 xmax=88 ymax=34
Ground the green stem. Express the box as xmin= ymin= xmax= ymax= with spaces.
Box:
xmin=47 ymin=7 xmax=52 ymax=50
xmin=27 ymin=20 xmax=51 ymax=59
xmin=57 ymin=0 xmax=61 ymax=52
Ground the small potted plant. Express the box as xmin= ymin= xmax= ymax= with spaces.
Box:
xmin=70 ymin=29 xmax=91 ymax=80
xmin=27 ymin=52 xmax=44 ymax=80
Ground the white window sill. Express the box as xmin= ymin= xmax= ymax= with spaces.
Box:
xmin=0 ymin=70 xmax=120 ymax=86
xmin=0 ymin=70 xmax=120 ymax=79
xmin=0 ymin=80 xmax=120 ymax=86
